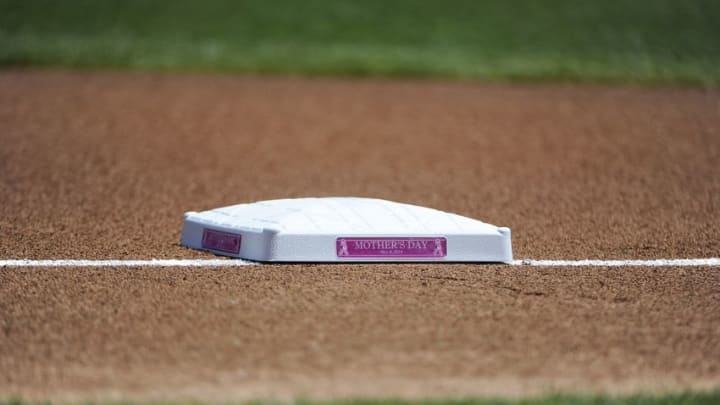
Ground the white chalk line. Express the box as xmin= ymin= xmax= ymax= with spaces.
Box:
xmin=0 ymin=258 xmax=719 ymax=267
xmin=511 ymin=258 xmax=720 ymax=267
xmin=0 ymin=259 xmax=256 ymax=267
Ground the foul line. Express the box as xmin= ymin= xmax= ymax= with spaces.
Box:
xmin=0 ymin=258 xmax=719 ymax=267
xmin=0 ymin=259 xmax=256 ymax=267
xmin=511 ymin=258 xmax=720 ymax=267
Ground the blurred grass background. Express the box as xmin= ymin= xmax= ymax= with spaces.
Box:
xmin=1 ymin=0 xmax=719 ymax=84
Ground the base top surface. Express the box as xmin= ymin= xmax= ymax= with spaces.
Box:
xmin=184 ymin=197 xmax=502 ymax=236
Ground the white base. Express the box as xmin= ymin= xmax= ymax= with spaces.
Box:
xmin=181 ymin=197 xmax=512 ymax=263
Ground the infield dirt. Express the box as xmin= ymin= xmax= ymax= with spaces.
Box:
xmin=1 ymin=70 xmax=719 ymax=401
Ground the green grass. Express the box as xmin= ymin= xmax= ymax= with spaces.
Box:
xmin=1 ymin=0 xmax=720 ymax=84
xmin=5 ymin=393 xmax=720 ymax=405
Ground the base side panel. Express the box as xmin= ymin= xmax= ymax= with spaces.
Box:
xmin=270 ymin=231 xmax=512 ymax=263
xmin=180 ymin=218 xmax=275 ymax=261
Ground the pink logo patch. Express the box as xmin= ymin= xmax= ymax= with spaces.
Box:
xmin=202 ymin=229 xmax=241 ymax=254
xmin=336 ymin=237 xmax=446 ymax=258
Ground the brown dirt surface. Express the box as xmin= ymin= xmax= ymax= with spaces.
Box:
xmin=1 ymin=70 xmax=719 ymax=401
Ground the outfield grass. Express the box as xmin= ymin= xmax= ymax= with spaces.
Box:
xmin=1 ymin=0 xmax=719 ymax=84
xmin=4 ymin=392 xmax=720 ymax=405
